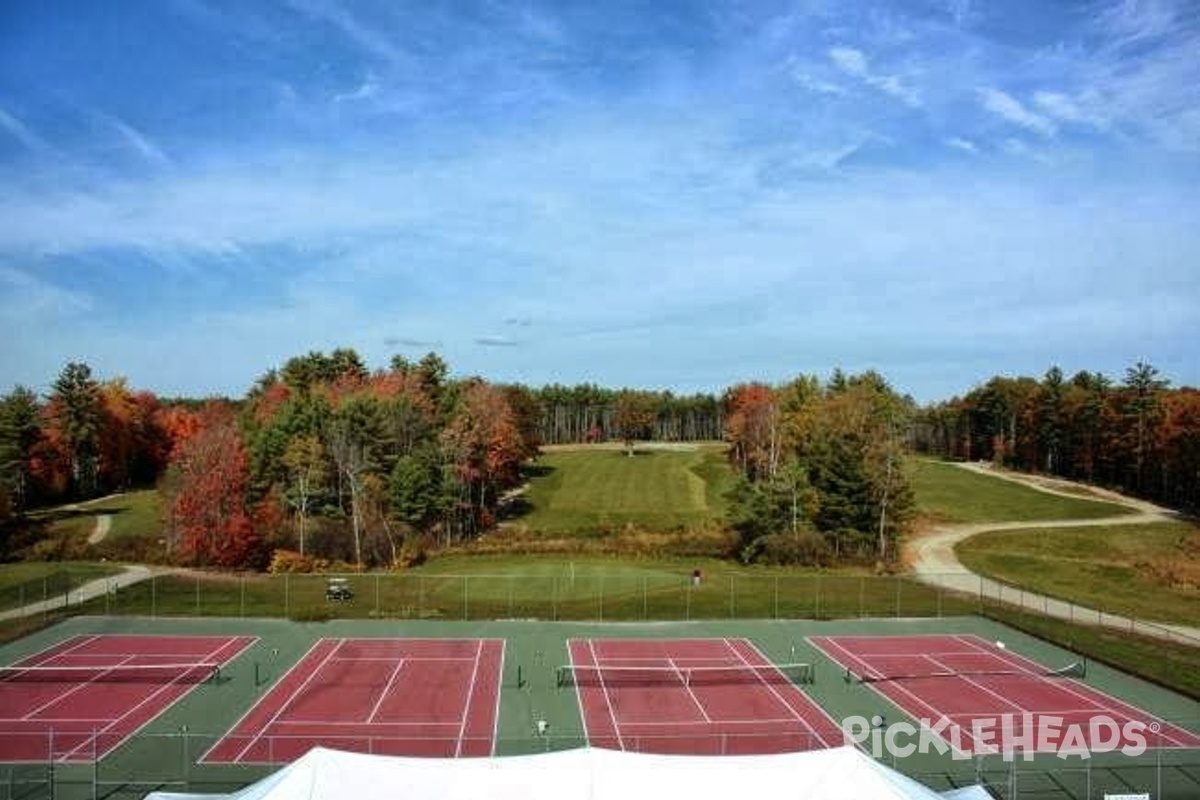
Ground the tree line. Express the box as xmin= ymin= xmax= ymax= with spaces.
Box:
xmin=912 ymin=362 xmax=1199 ymax=510
xmin=2 ymin=352 xmax=1196 ymax=570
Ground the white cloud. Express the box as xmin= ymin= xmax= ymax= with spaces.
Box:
xmin=1032 ymin=91 xmax=1110 ymax=130
xmin=791 ymin=72 xmax=846 ymax=96
xmin=978 ymin=88 xmax=1057 ymax=136
xmin=829 ymin=47 xmax=868 ymax=77
xmin=827 ymin=47 xmax=920 ymax=107
xmin=945 ymin=137 xmax=978 ymax=153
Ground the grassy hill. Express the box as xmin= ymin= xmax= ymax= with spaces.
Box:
xmin=910 ymin=460 xmax=1134 ymax=523
xmin=512 ymin=443 xmax=734 ymax=535
xmin=956 ymin=521 xmax=1200 ymax=625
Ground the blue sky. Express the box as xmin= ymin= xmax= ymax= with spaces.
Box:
xmin=1 ymin=0 xmax=1197 ymax=402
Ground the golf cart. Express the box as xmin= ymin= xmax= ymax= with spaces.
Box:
xmin=325 ymin=577 xmax=353 ymax=602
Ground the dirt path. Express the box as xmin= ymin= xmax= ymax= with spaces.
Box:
xmin=87 ymin=514 xmax=113 ymax=544
xmin=906 ymin=462 xmax=1198 ymax=644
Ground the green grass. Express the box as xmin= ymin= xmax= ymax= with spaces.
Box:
xmin=40 ymin=489 xmax=164 ymax=541
xmin=70 ymin=554 xmax=978 ymax=622
xmin=958 ymin=521 xmax=1200 ymax=626
xmin=910 ymin=460 xmax=1134 ymax=523
xmin=514 ymin=444 xmax=735 ymax=534
xmin=982 ymin=603 xmax=1200 ymax=699
xmin=0 ymin=561 xmax=122 ymax=611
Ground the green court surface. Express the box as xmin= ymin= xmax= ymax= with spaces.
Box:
xmin=0 ymin=614 xmax=1196 ymax=800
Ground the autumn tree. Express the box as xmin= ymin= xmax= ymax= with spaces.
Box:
xmin=281 ymin=434 xmax=326 ymax=556
xmin=165 ymin=404 xmax=262 ymax=567
xmin=614 ymin=391 xmax=656 ymax=455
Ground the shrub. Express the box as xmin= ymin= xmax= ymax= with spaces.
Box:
xmin=268 ymin=549 xmax=330 ymax=574
xmin=742 ymin=531 xmax=831 ymax=567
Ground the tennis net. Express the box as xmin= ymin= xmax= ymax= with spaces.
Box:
xmin=0 ymin=662 xmax=222 ymax=684
xmin=556 ymin=662 xmax=814 ymax=688
xmin=845 ymin=660 xmax=1086 ymax=684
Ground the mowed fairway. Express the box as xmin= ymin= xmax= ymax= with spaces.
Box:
xmin=910 ymin=460 xmax=1133 ymax=523
xmin=518 ymin=444 xmax=733 ymax=533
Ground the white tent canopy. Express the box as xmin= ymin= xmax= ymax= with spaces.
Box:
xmin=145 ymin=746 xmax=990 ymax=800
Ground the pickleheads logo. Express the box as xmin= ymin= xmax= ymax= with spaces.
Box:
xmin=842 ymin=714 xmax=1153 ymax=760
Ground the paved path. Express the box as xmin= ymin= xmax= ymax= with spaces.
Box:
xmin=906 ymin=462 xmax=1199 ymax=645
xmin=0 ymin=565 xmax=156 ymax=622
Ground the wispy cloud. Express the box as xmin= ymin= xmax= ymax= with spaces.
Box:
xmin=284 ymin=0 xmax=409 ymax=65
xmin=945 ymin=137 xmax=978 ymax=153
xmin=1032 ymin=91 xmax=1110 ymax=130
xmin=98 ymin=112 xmax=173 ymax=167
xmin=828 ymin=46 xmax=920 ymax=107
xmin=383 ymin=336 xmax=440 ymax=348
xmin=0 ymin=107 xmax=53 ymax=153
xmin=334 ymin=72 xmax=380 ymax=104
xmin=978 ymin=88 xmax=1056 ymax=136
xmin=474 ymin=335 xmax=519 ymax=347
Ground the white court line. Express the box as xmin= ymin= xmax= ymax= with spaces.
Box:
xmin=198 ymin=637 xmax=326 ymax=765
xmin=491 ymin=641 xmax=505 ymax=756
xmin=807 ymin=636 xmax=975 ymax=756
xmin=273 ymin=719 xmax=461 ymax=727
xmin=923 ymin=653 xmax=1031 ymax=716
xmin=58 ymin=636 xmax=252 ymax=762
xmin=453 ymin=641 xmax=483 ymax=758
xmin=667 ymin=657 xmax=712 ymax=723
xmin=231 ymin=638 xmax=345 ymax=763
xmin=587 ymin=639 xmax=626 ymax=750
xmin=20 ymin=655 xmax=137 ymax=721
xmin=621 ymin=718 xmax=803 ymax=727
xmin=366 ymin=659 xmax=406 ymax=723
xmin=723 ymin=639 xmax=832 ymax=748
xmin=953 ymin=635 xmax=1193 ymax=748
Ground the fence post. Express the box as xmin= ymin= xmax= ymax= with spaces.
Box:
xmin=773 ymin=576 xmax=779 ymax=619
xmin=375 ymin=573 xmax=381 ymax=617
xmin=895 ymin=577 xmax=901 ymax=617
xmin=463 ymin=576 xmax=469 ymax=620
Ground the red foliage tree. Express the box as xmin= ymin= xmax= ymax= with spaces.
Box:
xmin=166 ymin=404 xmax=263 ymax=567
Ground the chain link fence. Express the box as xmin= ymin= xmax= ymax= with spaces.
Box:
xmin=0 ymin=726 xmax=1197 ymax=800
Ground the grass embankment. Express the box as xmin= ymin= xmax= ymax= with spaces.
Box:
xmin=512 ymin=443 xmax=735 ymax=537
xmin=910 ymin=460 xmax=1134 ymax=523
xmin=983 ymin=604 xmax=1200 ymax=699
xmin=0 ymin=561 xmax=122 ymax=611
xmin=959 ymin=521 xmax=1200 ymax=626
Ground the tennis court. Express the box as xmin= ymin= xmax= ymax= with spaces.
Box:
xmin=563 ymin=637 xmax=844 ymax=754
xmin=0 ymin=634 xmax=254 ymax=763
xmin=810 ymin=634 xmax=1200 ymax=754
xmin=203 ymin=638 xmax=504 ymax=763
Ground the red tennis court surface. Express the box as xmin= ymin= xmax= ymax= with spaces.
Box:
xmin=0 ymin=634 xmax=255 ymax=763
xmin=204 ymin=638 xmax=504 ymax=764
xmin=810 ymin=634 xmax=1200 ymax=754
xmin=567 ymin=637 xmax=843 ymax=755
